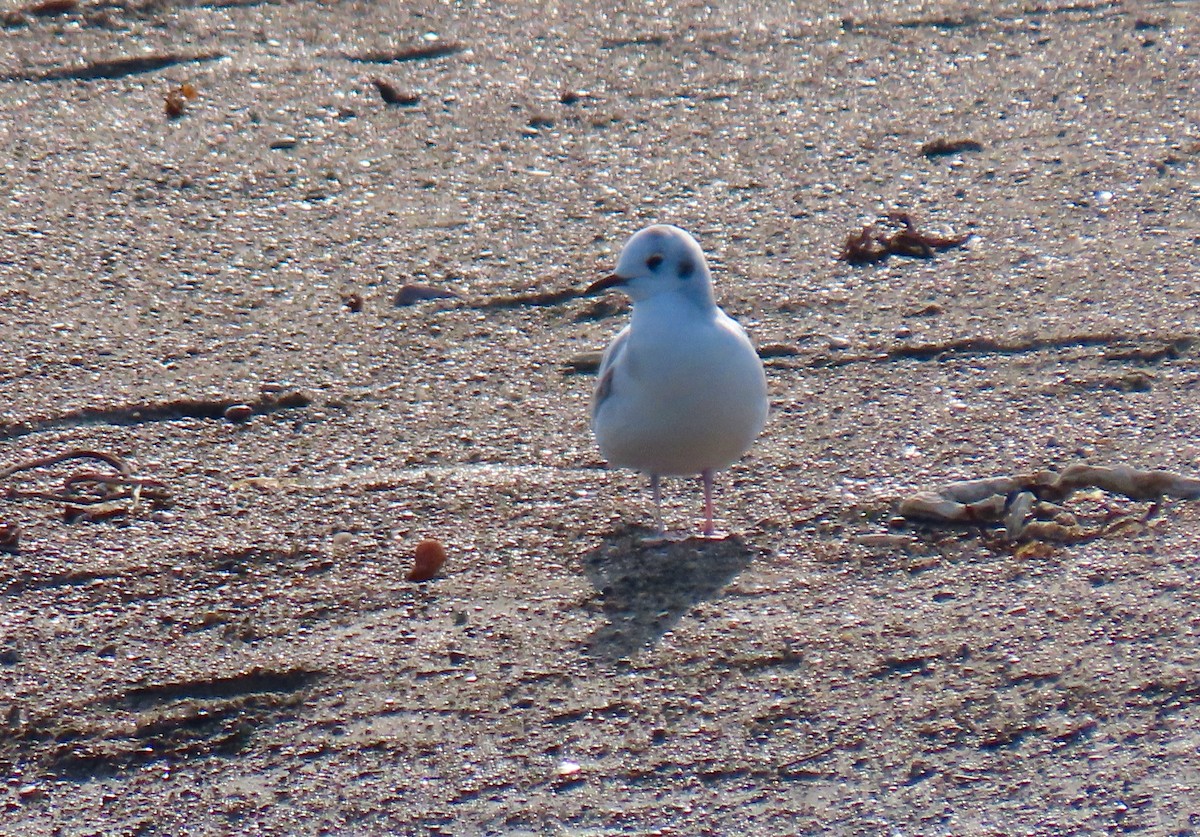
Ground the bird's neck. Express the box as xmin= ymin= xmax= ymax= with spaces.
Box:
xmin=631 ymin=288 xmax=717 ymax=326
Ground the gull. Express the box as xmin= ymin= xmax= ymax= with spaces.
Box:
xmin=584 ymin=224 xmax=768 ymax=537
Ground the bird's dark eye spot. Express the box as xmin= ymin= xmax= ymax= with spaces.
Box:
xmin=646 ymin=254 xmax=664 ymax=271
xmin=678 ymin=258 xmax=695 ymax=279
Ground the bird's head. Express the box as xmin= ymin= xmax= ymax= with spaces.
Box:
xmin=585 ymin=224 xmax=715 ymax=308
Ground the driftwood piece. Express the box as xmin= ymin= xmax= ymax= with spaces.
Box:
xmin=1055 ymin=464 xmax=1200 ymax=501
xmin=898 ymin=463 xmax=1200 ymax=543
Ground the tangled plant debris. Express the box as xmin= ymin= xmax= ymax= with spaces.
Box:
xmin=841 ymin=212 xmax=970 ymax=264
xmin=164 ymin=82 xmax=198 ymax=118
xmin=1 ymin=449 xmax=170 ymax=524
xmin=898 ymin=464 xmax=1200 ymax=543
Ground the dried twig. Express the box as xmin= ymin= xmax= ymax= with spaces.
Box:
xmin=0 ymin=449 xmax=131 ymax=480
xmin=1 ymin=448 xmax=169 ymax=523
xmin=921 ymin=138 xmax=983 ymax=157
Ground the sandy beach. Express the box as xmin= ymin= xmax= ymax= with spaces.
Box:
xmin=2 ymin=1 xmax=1200 ymax=832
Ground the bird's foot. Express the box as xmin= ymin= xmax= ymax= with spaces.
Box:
xmin=636 ymin=531 xmax=689 ymax=547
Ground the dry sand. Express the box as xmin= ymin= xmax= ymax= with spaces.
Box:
xmin=3 ymin=0 xmax=1200 ymax=833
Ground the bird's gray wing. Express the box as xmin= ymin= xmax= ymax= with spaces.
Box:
xmin=592 ymin=325 xmax=630 ymax=414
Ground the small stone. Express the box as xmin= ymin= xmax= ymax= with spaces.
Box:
xmin=395 ymin=283 xmax=458 ymax=307
xmin=223 ymin=404 xmax=254 ymax=423
xmin=0 ymin=522 xmax=18 ymax=554
xmin=852 ymin=533 xmax=918 ymax=550
xmin=563 ymin=351 xmax=603 ymax=375
xmin=407 ymin=539 xmax=447 ymax=582
xmin=17 ymin=784 xmax=43 ymax=800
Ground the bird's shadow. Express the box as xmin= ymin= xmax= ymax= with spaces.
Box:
xmin=581 ymin=525 xmax=757 ymax=661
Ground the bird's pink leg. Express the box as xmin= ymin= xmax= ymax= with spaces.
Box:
xmin=650 ymin=474 xmax=665 ymax=534
xmin=701 ymin=469 xmax=715 ymax=537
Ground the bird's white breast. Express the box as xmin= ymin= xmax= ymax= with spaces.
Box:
xmin=592 ymin=294 xmax=768 ymax=477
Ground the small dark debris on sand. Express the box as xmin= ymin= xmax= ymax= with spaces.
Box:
xmin=842 ymin=212 xmax=970 ymax=264
xmin=25 ymin=0 xmax=77 ymax=15
xmin=371 ymin=78 xmax=420 ymax=106
xmin=164 ymin=82 xmax=198 ymax=119
xmin=920 ymin=138 xmax=983 ymax=158
xmin=0 ymin=521 xmax=18 ymax=554
xmin=348 ymin=43 xmax=465 ymax=64
xmin=562 ymin=351 xmax=603 ymax=375
xmin=600 ymin=33 xmax=669 ymax=49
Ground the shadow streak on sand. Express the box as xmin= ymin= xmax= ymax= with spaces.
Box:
xmin=582 ymin=526 xmax=756 ymax=661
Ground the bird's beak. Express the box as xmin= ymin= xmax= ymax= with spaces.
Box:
xmin=583 ymin=273 xmax=627 ymax=297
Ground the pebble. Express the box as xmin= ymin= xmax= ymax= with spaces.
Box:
xmin=852 ymin=533 xmax=918 ymax=550
xmin=407 ymin=539 xmax=447 ymax=582
xmin=395 ymin=283 xmax=458 ymax=307
xmin=224 ymin=404 xmax=254 ymax=423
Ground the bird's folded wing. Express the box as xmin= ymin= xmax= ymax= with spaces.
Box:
xmin=592 ymin=326 xmax=630 ymax=412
